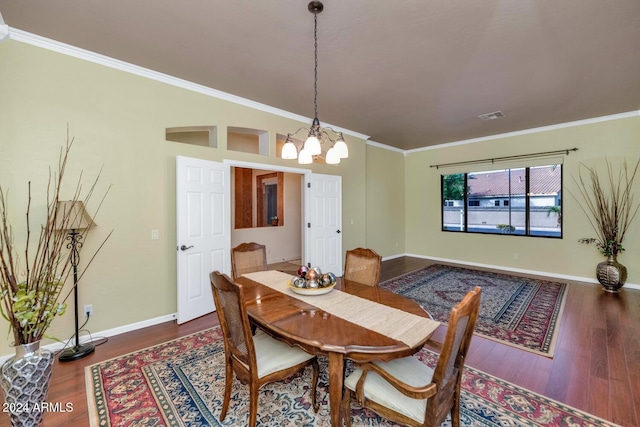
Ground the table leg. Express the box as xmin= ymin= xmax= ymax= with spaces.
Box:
xmin=327 ymin=352 xmax=345 ymax=427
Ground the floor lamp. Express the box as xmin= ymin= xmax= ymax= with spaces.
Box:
xmin=55 ymin=201 xmax=96 ymax=362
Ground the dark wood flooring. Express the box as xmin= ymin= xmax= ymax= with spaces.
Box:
xmin=1 ymin=257 xmax=638 ymax=426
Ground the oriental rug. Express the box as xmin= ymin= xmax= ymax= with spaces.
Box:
xmin=86 ymin=326 xmax=617 ymax=427
xmin=380 ymin=264 xmax=567 ymax=357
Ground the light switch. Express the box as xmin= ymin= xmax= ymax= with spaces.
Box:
xmin=151 ymin=229 xmax=159 ymax=240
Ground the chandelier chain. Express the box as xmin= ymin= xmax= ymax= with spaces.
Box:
xmin=313 ymin=11 xmax=318 ymax=119
xmin=281 ymin=1 xmax=348 ymax=164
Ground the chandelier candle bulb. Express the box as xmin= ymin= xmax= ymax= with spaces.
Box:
xmin=298 ymin=148 xmax=313 ymax=165
xmin=281 ymin=140 xmax=298 ymax=159
xmin=325 ymin=146 xmax=340 ymax=164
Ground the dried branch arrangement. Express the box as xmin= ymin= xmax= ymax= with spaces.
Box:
xmin=572 ymin=158 xmax=640 ymax=257
xmin=0 ymin=130 xmax=110 ymax=345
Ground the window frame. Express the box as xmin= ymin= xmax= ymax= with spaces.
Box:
xmin=440 ymin=164 xmax=562 ymax=239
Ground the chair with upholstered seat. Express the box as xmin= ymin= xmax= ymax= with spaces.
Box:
xmin=343 ymin=247 xmax=382 ymax=287
xmin=341 ymin=286 xmax=481 ymax=427
xmin=210 ymin=271 xmax=319 ymax=427
xmin=231 ymin=242 xmax=267 ymax=280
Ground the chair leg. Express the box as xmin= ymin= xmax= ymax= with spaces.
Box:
xmin=311 ymin=359 xmax=319 ymax=412
xmin=340 ymin=388 xmax=353 ymax=427
xmin=248 ymin=382 xmax=260 ymax=427
xmin=451 ymin=388 xmax=461 ymax=427
xmin=219 ymin=360 xmax=232 ymax=420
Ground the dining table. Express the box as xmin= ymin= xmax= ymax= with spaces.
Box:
xmin=236 ymin=270 xmax=440 ymax=427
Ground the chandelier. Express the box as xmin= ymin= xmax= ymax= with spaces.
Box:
xmin=281 ymin=1 xmax=349 ymax=165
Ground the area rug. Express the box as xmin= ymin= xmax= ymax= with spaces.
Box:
xmin=86 ymin=326 xmax=617 ymax=427
xmin=380 ymin=264 xmax=567 ymax=357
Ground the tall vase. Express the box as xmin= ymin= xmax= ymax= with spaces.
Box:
xmin=596 ymin=255 xmax=627 ymax=293
xmin=0 ymin=341 xmax=54 ymax=427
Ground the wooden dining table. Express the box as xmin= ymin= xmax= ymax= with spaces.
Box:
xmin=236 ymin=270 xmax=440 ymax=427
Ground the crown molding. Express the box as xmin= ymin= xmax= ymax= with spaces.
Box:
xmin=373 ymin=110 xmax=640 ymax=156
xmin=366 ymin=139 xmax=405 ymax=154
xmin=6 ymin=27 xmax=369 ymax=141
xmin=407 ymin=110 xmax=640 ymax=155
xmin=6 ymin=28 xmax=636 ymax=154
xmin=0 ymin=12 xmax=8 ymax=41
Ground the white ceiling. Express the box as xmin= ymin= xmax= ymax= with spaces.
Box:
xmin=1 ymin=0 xmax=639 ymax=150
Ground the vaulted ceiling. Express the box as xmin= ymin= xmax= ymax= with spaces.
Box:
xmin=1 ymin=0 xmax=639 ymax=150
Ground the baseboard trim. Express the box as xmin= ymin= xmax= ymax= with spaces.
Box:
xmin=399 ymin=253 xmax=640 ymax=290
xmin=380 ymin=253 xmax=406 ymax=261
xmin=0 ymin=313 xmax=177 ymax=363
xmin=3 ymin=254 xmax=636 ymax=361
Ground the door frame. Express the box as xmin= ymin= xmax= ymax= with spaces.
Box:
xmin=224 ymin=159 xmax=311 ymax=262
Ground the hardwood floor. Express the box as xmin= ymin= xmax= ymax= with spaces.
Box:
xmin=2 ymin=257 xmax=638 ymax=426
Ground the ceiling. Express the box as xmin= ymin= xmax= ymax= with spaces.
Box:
xmin=1 ymin=0 xmax=639 ymax=151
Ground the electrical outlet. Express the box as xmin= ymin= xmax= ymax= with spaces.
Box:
xmin=514 ymin=253 xmax=519 ymax=260
xmin=84 ymin=304 xmax=93 ymax=317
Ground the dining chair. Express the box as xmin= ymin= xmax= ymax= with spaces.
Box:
xmin=231 ymin=242 xmax=268 ymax=280
xmin=343 ymin=247 xmax=382 ymax=287
xmin=210 ymin=271 xmax=319 ymax=427
xmin=341 ymin=286 xmax=482 ymax=427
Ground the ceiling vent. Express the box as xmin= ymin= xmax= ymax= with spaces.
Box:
xmin=478 ymin=111 xmax=505 ymax=121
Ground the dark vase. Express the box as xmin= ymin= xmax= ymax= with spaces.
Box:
xmin=596 ymin=255 xmax=627 ymax=293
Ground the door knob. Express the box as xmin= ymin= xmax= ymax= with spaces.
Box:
xmin=180 ymin=245 xmax=194 ymax=251
xmin=336 ymin=229 xmax=341 ymax=234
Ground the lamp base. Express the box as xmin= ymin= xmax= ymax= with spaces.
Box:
xmin=58 ymin=343 xmax=95 ymax=362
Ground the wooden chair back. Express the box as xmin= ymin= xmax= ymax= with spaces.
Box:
xmin=231 ymin=242 xmax=267 ymax=280
xmin=210 ymin=271 xmax=256 ymax=378
xmin=426 ymin=286 xmax=481 ymax=426
xmin=210 ymin=271 xmax=319 ymax=426
xmin=342 ymin=286 xmax=481 ymax=427
xmin=344 ymin=247 xmax=382 ymax=287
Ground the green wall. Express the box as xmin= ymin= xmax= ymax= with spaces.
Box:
xmin=0 ymin=40 xmax=369 ymax=356
xmin=1 ymin=36 xmax=638 ymax=358
xmin=365 ymin=145 xmax=406 ymax=255
xmin=405 ymin=116 xmax=640 ymax=282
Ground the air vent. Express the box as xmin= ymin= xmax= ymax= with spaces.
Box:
xmin=478 ymin=111 xmax=505 ymax=121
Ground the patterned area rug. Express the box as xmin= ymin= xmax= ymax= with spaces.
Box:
xmin=86 ymin=327 xmax=618 ymax=427
xmin=380 ymin=264 xmax=567 ymax=357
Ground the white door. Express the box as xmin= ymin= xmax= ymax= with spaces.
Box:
xmin=176 ymin=156 xmax=231 ymax=324
xmin=304 ymin=173 xmax=343 ymax=276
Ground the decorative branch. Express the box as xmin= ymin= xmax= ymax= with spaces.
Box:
xmin=0 ymin=128 xmax=111 ymax=345
xmin=571 ymin=158 xmax=640 ymax=257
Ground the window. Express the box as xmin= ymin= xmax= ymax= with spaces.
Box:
xmin=441 ymin=164 xmax=562 ymax=238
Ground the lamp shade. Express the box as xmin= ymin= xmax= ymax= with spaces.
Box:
xmin=281 ymin=140 xmax=298 ymax=159
xmin=333 ymin=138 xmax=349 ymax=159
xmin=298 ymin=148 xmax=313 ymax=165
xmin=304 ymin=135 xmax=322 ymax=156
xmin=54 ymin=201 xmax=95 ymax=231
xmin=325 ymin=147 xmax=341 ymax=164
